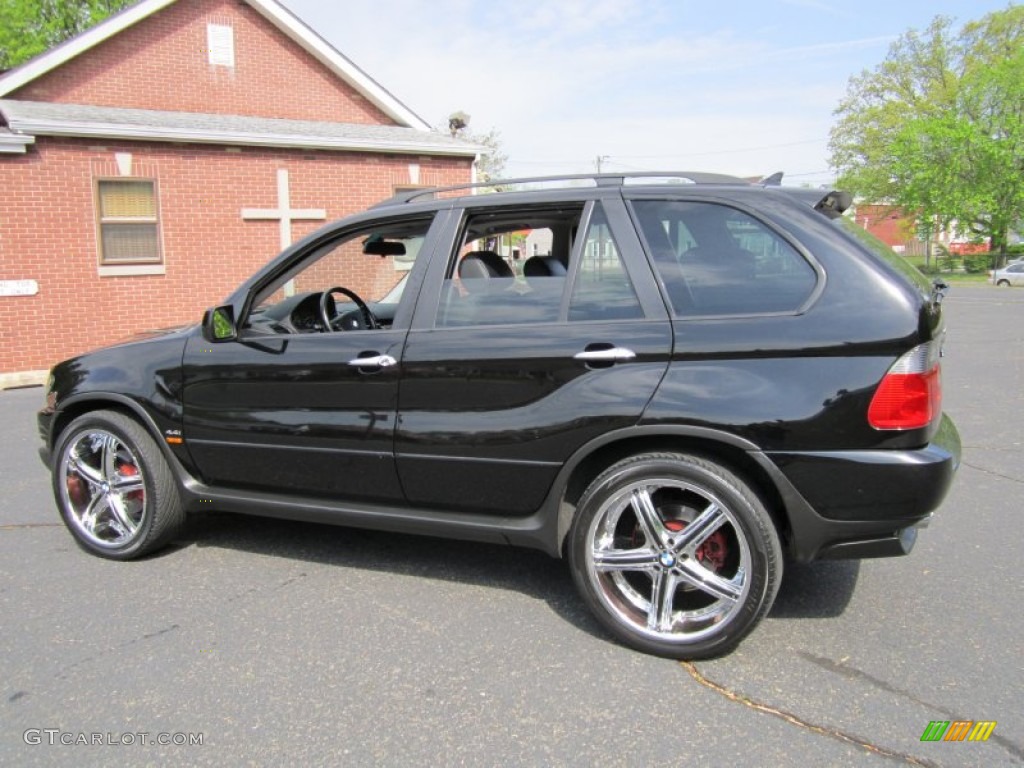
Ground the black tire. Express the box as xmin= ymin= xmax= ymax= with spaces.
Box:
xmin=52 ymin=410 xmax=185 ymax=560
xmin=997 ymin=279 xmax=1010 ymax=287
xmin=568 ymin=452 xmax=782 ymax=659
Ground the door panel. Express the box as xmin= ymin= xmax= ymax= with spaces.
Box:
xmin=396 ymin=322 xmax=672 ymax=514
xmin=182 ymin=332 xmax=405 ymax=502
xmin=395 ymin=197 xmax=672 ymax=516
xmin=181 ymin=212 xmax=446 ymax=504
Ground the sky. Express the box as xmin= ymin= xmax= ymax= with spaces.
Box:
xmin=283 ymin=0 xmax=1017 ymax=188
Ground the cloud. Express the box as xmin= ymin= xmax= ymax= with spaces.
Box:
xmin=768 ymin=35 xmax=897 ymax=62
xmin=282 ymin=0 xmax=911 ymax=187
xmin=503 ymin=111 xmax=834 ymax=179
xmin=781 ymin=0 xmax=857 ymax=20
xmin=510 ymin=0 xmax=648 ymax=35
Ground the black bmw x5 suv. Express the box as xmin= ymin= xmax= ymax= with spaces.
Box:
xmin=38 ymin=172 xmax=960 ymax=658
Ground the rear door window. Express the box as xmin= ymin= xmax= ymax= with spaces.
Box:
xmin=435 ymin=204 xmax=582 ymax=328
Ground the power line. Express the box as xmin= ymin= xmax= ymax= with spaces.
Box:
xmin=785 ymin=169 xmax=835 ymax=178
xmin=611 ymin=138 xmax=826 ymax=160
xmin=508 ymin=138 xmax=827 ymax=167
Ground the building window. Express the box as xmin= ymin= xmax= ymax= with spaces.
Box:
xmin=207 ymin=23 xmax=235 ymax=67
xmin=96 ymin=179 xmax=162 ymax=265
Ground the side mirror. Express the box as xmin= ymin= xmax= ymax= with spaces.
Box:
xmin=202 ymin=305 xmax=238 ymax=342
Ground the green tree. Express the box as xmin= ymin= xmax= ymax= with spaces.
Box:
xmin=0 ymin=0 xmax=134 ymax=70
xmin=829 ymin=8 xmax=1024 ymax=259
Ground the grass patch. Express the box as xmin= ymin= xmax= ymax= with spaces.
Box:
xmin=897 ymin=252 xmax=998 ymax=284
xmin=941 ymin=273 xmax=991 ymax=284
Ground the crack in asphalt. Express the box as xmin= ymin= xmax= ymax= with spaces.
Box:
xmin=799 ymin=652 xmax=1024 ymax=762
xmin=225 ymin=572 xmax=308 ymax=603
xmin=681 ymin=661 xmax=941 ymax=767
xmin=961 ymin=460 xmax=1024 ymax=485
xmin=14 ymin=571 xmax=309 ymax=693
xmin=961 ymin=443 xmax=1024 ymax=454
xmin=55 ymin=624 xmax=181 ymax=679
xmin=799 ymin=651 xmax=946 ymax=710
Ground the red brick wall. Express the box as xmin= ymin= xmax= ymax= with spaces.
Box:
xmin=852 ymin=204 xmax=917 ymax=249
xmin=0 ymin=137 xmax=472 ymax=373
xmin=11 ymin=0 xmax=398 ymax=125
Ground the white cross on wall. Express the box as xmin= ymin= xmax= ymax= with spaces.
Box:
xmin=241 ymin=168 xmax=326 ymax=251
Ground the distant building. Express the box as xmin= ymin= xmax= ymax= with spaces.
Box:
xmin=0 ymin=0 xmax=479 ymax=384
xmin=850 ymin=204 xmax=919 ymax=253
xmin=850 ymin=204 xmax=992 ymax=256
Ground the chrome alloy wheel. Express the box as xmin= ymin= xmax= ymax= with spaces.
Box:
xmin=58 ymin=428 xmax=147 ymax=549
xmin=584 ymin=478 xmax=751 ymax=643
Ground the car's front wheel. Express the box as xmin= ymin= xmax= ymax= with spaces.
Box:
xmin=53 ymin=410 xmax=185 ymax=559
xmin=568 ymin=452 xmax=782 ymax=659
xmin=996 ymin=279 xmax=1011 ymax=287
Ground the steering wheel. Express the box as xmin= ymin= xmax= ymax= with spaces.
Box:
xmin=319 ymin=286 xmax=378 ymax=331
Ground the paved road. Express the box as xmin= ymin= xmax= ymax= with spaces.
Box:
xmin=1 ymin=284 xmax=1021 ymax=767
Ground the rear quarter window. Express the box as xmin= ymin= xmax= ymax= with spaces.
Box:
xmin=631 ymin=200 xmax=817 ymax=317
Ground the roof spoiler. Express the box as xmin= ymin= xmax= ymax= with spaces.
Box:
xmin=814 ymin=190 xmax=853 ymax=219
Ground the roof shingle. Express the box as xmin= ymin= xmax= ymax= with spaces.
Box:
xmin=0 ymin=99 xmax=481 ymax=157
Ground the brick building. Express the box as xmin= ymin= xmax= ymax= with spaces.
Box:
xmin=850 ymin=204 xmax=918 ymax=253
xmin=0 ymin=0 xmax=478 ymax=385
xmin=850 ymin=204 xmax=993 ymax=256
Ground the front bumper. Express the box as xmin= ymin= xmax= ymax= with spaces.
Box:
xmin=760 ymin=414 xmax=961 ymax=561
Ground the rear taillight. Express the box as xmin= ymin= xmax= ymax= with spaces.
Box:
xmin=868 ymin=341 xmax=942 ymax=430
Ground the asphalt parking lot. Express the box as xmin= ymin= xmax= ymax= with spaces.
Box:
xmin=1 ymin=283 xmax=1021 ymax=767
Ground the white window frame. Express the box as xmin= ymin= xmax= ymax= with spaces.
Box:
xmin=95 ymin=178 xmax=166 ymax=277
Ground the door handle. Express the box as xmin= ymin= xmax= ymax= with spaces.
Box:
xmin=347 ymin=354 xmax=397 ymax=369
xmin=573 ymin=346 xmax=636 ymax=363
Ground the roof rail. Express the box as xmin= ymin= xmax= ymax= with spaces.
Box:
xmin=372 ymin=171 xmax=752 ymax=208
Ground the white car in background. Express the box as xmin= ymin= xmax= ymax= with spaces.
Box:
xmin=991 ymin=262 xmax=1024 ymax=286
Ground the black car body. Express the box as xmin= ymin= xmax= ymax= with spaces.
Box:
xmin=38 ymin=173 xmax=960 ymax=658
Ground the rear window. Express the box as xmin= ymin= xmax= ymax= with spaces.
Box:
xmin=833 ymin=216 xmax=933 ymax=294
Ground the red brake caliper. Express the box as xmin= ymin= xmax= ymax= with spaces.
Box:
xmin=118 ymin=462 xmax=144 ymax=502
xmin=67 ymin=475 xmax=87 ymax=505
xmin=664 ymin=519 xmax=728 ymax=571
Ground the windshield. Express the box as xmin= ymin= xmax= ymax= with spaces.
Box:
xmin=378 ymin=274 xmax=408 ymax=305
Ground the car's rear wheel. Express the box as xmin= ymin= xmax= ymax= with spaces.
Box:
xmin=568 ymin=452 xmax=781 ymax=659
xmin=53 ymin=410 xmax=184 ymax=560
